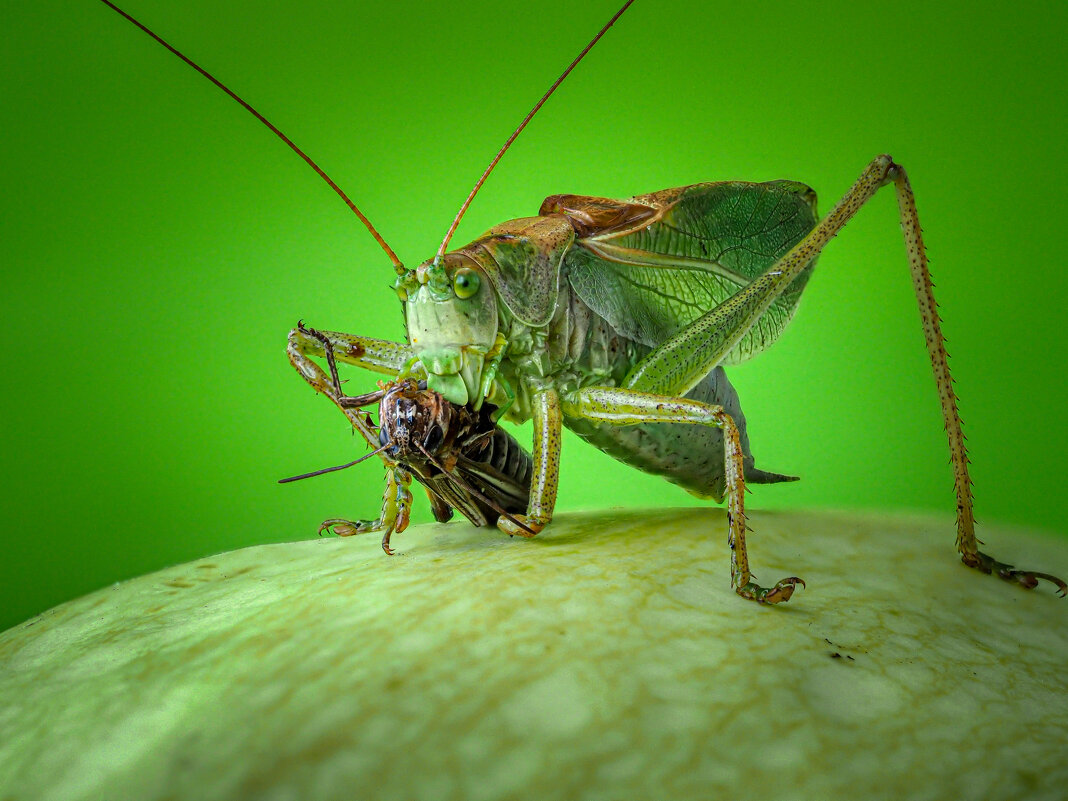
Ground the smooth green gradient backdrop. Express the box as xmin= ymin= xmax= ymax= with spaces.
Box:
xmin=3 ymin=0 xmax=1066 ymax=631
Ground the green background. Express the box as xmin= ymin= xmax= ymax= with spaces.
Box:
xmin=2 ymin=0 xmax=1065 ymax=633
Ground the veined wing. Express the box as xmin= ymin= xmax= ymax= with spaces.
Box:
xmin=564 ymin=181 xmax=819 ymax=363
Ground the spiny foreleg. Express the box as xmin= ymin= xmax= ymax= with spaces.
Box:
xmin=286 ymin=322 xmax=412 ymax=447
xmin=287 ymin=323 xmax=415 ymax=546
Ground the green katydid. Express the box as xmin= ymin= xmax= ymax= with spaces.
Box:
xmin=100 ymin=0 xmax=1065 ymax=604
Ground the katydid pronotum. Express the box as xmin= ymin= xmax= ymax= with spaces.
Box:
xmin=96 ymin=0 xmax=1066 ymax=604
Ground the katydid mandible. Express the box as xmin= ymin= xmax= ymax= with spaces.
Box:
xmin=100 ymin=0 xmax=1066 ymax=604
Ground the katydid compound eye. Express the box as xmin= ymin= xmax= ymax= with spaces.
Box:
xmin=393 ymin=274 xmax=412 ymax=302
xmin=453 ymin=268 xmax=480 ymax=299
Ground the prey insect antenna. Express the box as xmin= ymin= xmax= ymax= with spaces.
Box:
xmin=278 ymin=443 xmax=392 ymax=484
xmin=435 ymin=0 xmax=634 ymax=261
xmin=97 ymin=0 xmax=404 ymax=270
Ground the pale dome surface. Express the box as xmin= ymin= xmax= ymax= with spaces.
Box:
xmin=1 ymin=509 xmax=1066 ymax=800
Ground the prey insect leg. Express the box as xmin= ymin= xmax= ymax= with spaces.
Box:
xmin=320 ymin=466 xmax=414 ymax=555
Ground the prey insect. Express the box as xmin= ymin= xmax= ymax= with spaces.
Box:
xmin=281 ymin=342 xmax=533 ymax=554
xmin=358 ymin=379 xmax=533 ymax=548
xmin=101 ymin=0 xmax=1066 ymax=604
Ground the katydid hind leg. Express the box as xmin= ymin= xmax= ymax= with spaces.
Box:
xmin=891 ymin=167 xmax=1063 ymax=595
xmin=564 ymin=386 xmax=804 ymax=604
xmin=625 ymin=155 xmax=1063 ymax=595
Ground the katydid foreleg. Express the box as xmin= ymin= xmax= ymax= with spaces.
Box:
xmin=286 ymin=323 xmax=413 ymax=447
xmin=287 ymin=324 xmax=420 ymax=549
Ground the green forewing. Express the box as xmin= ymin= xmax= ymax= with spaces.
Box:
xmin=565 ymin=181 xmax=819 ymax=364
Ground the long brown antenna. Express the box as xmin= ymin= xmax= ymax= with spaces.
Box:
xmin=435 ymin=0 xmax=635 ymax=260
xmin=98 ymin=0 xmax=403 ymax=270
xmin=278 ymin=442 xmax=391 ymax=484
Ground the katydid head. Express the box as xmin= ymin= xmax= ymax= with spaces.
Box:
xmin=394 ymin=0 xmax=634 ymax=409
xmin=397 ymin=255 xmax=499 ymax=407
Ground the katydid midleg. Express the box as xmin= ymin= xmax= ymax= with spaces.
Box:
xmin=97 ymin=0 xmax=1066 ymax=604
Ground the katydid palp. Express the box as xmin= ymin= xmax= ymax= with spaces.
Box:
xmin=94 ymin=0 xmax=1066 ymax=604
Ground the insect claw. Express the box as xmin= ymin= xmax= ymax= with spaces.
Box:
xmin=735 ymin=575 xmax=804 ymax=604
xmin=964 ymin=550 xmax=1067 ymax=596
xmin=1010 ymin=571 xmax=1040 ymax=590
xmin=319 ymin=518 xmax=360 ymax=537
xmin=1015 ymin=570 xmax=1066 ymax=596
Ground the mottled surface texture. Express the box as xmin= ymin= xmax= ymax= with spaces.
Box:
xmin=1 ymin=510 xmax=1066 ymax=801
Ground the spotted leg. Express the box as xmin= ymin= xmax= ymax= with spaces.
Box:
xmin=562 ymin=387 xmax=803 ymax=603
xmin=286 ymin=322 xmax=413 ymax=447
xmin=496 ymin=388 xmax=561 ymax=539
